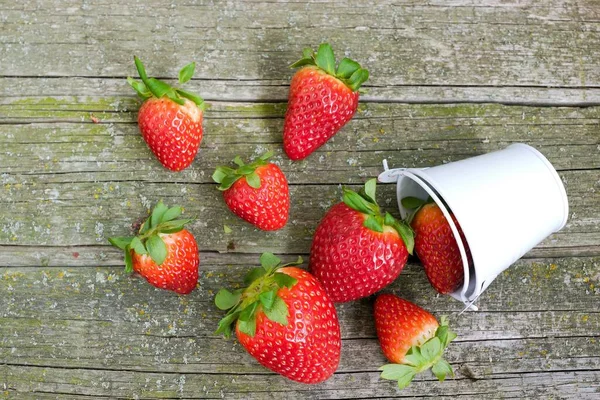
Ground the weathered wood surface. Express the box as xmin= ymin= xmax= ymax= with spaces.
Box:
xmin=1 ymin=0 xmax=600 ymax=399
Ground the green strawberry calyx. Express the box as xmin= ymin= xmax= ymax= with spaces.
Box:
xmin=343 ymin=178 xmax=415 ymax=254
xmin=401 ymin=196 xmax=434 ymax=224
xmin=128 ymin=56 xmax=206 ymax=110
xmin=212 ymin=151 xmax=274 ymax=191
xmin=214 ymin=252 xmax=302 ymax=338
xmin=290 ymin=43 xmax=369 ymax=92
xmin=379 ymin=316 xmax=457 ymax=390
xmin=108 ymin=200 xmax=193 ymax=271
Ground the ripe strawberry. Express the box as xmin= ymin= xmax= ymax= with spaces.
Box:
xmin=215 ymin=253 xmax=341 ymax=384
xmin=283 ymin=43 xmax=369 ymax=160
xmin=128 ymin=57 xmax=205 ymax=171
xmin=374 ymin=294 xmax=457 ymax=389
xmin=402 ymin=197 xmax=471 ymax=294
xmin=108 ymin=201 xmax=199 ymax=294
xmin=212 ymin=152 xmax=289 ymax=231
xmin=309 ymin=179 xmax=414 ymax=303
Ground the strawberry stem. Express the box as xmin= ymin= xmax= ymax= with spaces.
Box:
xmin=108 ymin=201 xmax=193 ymax=269
xmin=379 ymin=317 xmax=457 ymax=389
xmin=289 ymin=43 xmax=369 ymax=91
xmin=343 ymin=179 xmax=415 ymax=254
xmin=215 ymin=253 xmax=302 ymax=338
xmin=129 ymin=56 xmax=205 ymax=108
xmin=212 ymin=151 xmax=274 ymax=191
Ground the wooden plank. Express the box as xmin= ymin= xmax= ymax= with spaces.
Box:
xmin=2 ymin=255 xmax=599 ymax=321
xmin=3 ymin=365 xmax=600 ymax=399
xmin=1 ymin=256 xmax=599 ymax=398
xmin=0 ymin=169 xmax=597 ymax=253
xmin=1 ymin=1 xmax=599 ymax=89
xmin=3 ymin=77 xmax=600 ymax=106
xmin=1 ymin=105 xmax=598 ymax=175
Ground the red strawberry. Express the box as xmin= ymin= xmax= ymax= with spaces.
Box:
xmin=109 ymin=201 xmax=199 ymax=294
xmin=403 ymin=197 xmax=471 ymax=294
xmin=215 ymin=253 xmax=341 ymax=384
xmin=128 ymin=56 xmax=205 ymax=171
xmin=283 ymin=43 xmax=369 ymax=160
xmin=309 ymin=179 xmax=414 ymax=303
xmin=212 ymin=152 xmax=289 ymax=231
xmin=374 ymin=294 xmax=456 ymax=389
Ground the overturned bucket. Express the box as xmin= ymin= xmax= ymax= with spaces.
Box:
xmin=378 ymin=143 xmax=569 ymax=309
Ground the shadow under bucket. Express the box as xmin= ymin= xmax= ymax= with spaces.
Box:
xmin=378 ymin=144 xmax=569 ymax=310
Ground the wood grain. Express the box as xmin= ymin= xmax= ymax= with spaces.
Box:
xmin=1 ymin=256 xmax=599 ymax=398
xmin=2 ymin=0 xmax=600 ymax=398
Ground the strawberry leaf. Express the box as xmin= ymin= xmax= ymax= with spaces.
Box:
xmin=315 ymin=43 xmax=336 ymax=76
xmin=150 ymin=201 xmax=168 ymax=228
xmin=401 ymin=196 xmax=428 ymax=209
xmin=290 ymin=48 xmax=316 ymax=69
xmin=403 ymin=346 xmax=426 ymax=368
xmin=259 ymin=290 xmax=277 ymax=310
xmin=146 ymin=234 xmax=168 ymax=265
xmin=436 ymin=317 xmax=458 ymax=347
xmin=215 ymin=310 xmax=239 ymax=338
xmin=212 ymin=166 xmax=235 ymax=184
xmin=244 ymin=267 xmax=267 ymax=285
xmin=431 ymin=359 xmax=453 ymax=382
xmin=337 ymin=57 xmax=361 ymax=79
xmin=134 ymin=56 xmax=149 ymax=81
xmin=273 ymin=272 xmax=297 ymax=289
xmin=281 ymin=255 xmax=304 ymax=268
xmin=127 ymin=77 xmax=152 ymax=99
xmin=302 ymin=47 xmax=314 ymax=59
xmin=139 ymin=220 xmax=150 ymax=234
xmin=166 ymin=91 xmax=185 ymax=106
xmin=237 ymin=165 xmax=254 ymax=175
xmin=290 ymin=57 xmax=315 ymax=69
xmin=145 ymin=77 xmax=172 ymax=99
xmin=245 ymin=172 xmax=261 ymax=189
xmin=124 ymin=247 xmax=134 ymax=273
xmin=347 ymin=68 xmax=369 ymax=92
xmin=161 ymin=206 xmax=182 ymax=223
xmin=175 ymin=89 xmax=204 ymax=108
xmin=237 ymin=314 xmax=257 ymax=336
xmin=217 ymin=174 xmax=241 ymax=191
xmin=421 ymin=337 xmax=442 ymax=362
xmin=159 ymin=219 xmax=192 ymax=234
xmin=233 ymin=156 xmax=245 ymax=167
xmin=386 ymin=215 xmax=414 ymax=255
xmin=239 ymin=301 xmax=259 ymax=322
xmin=260 ymin=252 xmax=281 ymax=272
xmin=130 ymin=236 xmax=147 ymax=255
xmin=108 ymin=236 xmax=134 ymax=250
xmin=361 ymin=178 xmax=377 ymax=204
xmin=259 ymin=151 xmax=274 ymax=161
xmin=215 ymin=288 xmax=242 ymax=311
xmin=343 ymin=188 xmax=377 ymax=215
xmin=178 ymin=62 xmax=195 ymax=84
xmin=364 ymin=215 xmax=384 ymax=233
xmin=379 ymin=364 xmax=416 ymax=389
xmin=263 ymin=295 xmax=288 ymax=326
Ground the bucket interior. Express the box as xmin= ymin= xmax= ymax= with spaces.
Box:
xmin=395 ymin=170 xmax=475 ymax=303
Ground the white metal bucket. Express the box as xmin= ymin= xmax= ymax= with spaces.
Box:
xmin=378 ymin=144 xmax=569 ymax=310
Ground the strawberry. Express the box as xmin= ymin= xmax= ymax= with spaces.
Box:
xmin=108 ymin=201 xmax=199 ymax=294
xmin=128 ymin=57 xmax=205 ymax=171
xmin=283 ymin=43 xmax=369 ymax=160
xmin=215 ymin=253 xmax=341 ymax=384
xmin=374 ymin=294 xmax=457 ymax=389
xmin=402 ymin=197 xmax=471 ymax=294
xmin=212 ymin=152 xmax=289 ymax=231
xmin=309 ymin=179 xmax=414 ymax=303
